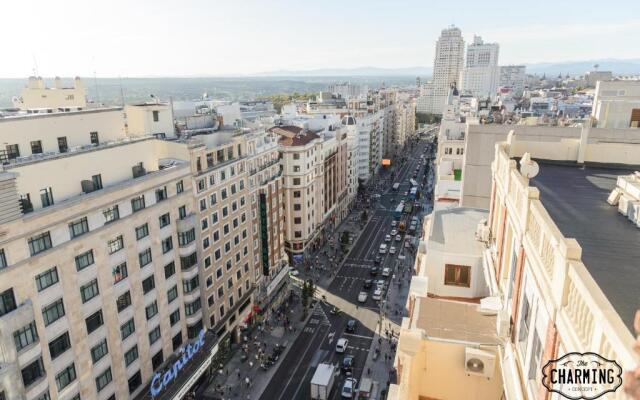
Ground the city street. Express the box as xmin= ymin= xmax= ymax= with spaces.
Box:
xmin=260 ymin=134 xmax=436 ymax=400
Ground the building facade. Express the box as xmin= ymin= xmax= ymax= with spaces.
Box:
xmin=423 ymin=26 xmax=465 ymax=114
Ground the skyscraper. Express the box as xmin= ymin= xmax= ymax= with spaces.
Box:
xmin=459 ymin=36 xmax=500 ymax=99
xmin=423 ymin=26 xmax=464 ymax=115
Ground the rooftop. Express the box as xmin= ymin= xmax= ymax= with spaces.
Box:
xmin=270 ymin=125 xmax=320 ymax=147
xmin=428 ymin=205 xmax=487 ymax=256
xmin=530 ymin=162 xmax=640 ymax=331
xmin=415 ymin=296 xmax=499 ymax=344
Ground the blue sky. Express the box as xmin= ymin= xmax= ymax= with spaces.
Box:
xmin=2 ymin=0 xmax=639 ymax=77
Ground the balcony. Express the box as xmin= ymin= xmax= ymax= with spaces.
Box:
xmin=177 ymin=213 xmax=196 ymax=233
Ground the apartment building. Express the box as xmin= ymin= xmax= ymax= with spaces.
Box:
xmin=392 ymin=100 xmax=416 ymax=154
xmin=499 ymin=66 xmax=527 ymax=95
xmin=244 ymin=130 xmax=289 ymax=320
xmin=391 ymin=126 xmax=640 ymax=400
xmin=423 ymin=26 xmax=465 ymax=114
xmin=459 ymin=36 xmax=500 ymax=100
xmin=0 ymin=113 xmax=209 ymax=400
xmin=591 ymin=80 xmax=640 ymax=128
xmin=187 ymin=132 xmax=257 ymax=346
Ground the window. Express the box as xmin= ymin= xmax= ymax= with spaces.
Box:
xmin=92 ymin=174 xmax=103 ymax=190
xmin=180 ymin=252 xmax=197 ymax=270
xmin=213 ymin=231 xmax=220 ymax=242
xmin=142 ymin=275 xmax=155 ymax=294
xmin=124 ymin=345 xmax=139 ymax=366
xmin=0 ymin=288 xmax=16 ymax=318
xmin=176 ymin=180 xmax=184 ymax=194
xmin=113 ymin=262 xmax=128 ymax=283
xmin=14 ymin=321 xmax=38 ymax=352
xmin=164 ymin=262 xmax=175 ymax=279
xmin=30 ymin=140 xmax=43 ymax=154
xmin=292 ymin=153 xmax=300 ymax=160
xmin=75 ymin=250 xmax=94 ymax=271
xmin=179 ymin=228 xmax=195 ymax=246
xmin=169 ymin=309 xmax=180 ymax=326
xmin=293 ymin=191 xmax=301 ymax=198
xmin=210 ymin=193 xmax=217 ymax=205
xmin=182 ymin=276 xmax=199 ymax=294
xmin=201 ymin=218 xmax=208 ymax=230
xmin=85 ymin=310 xmax=104 ymax=334
xmin=152 ymin=351 xmax=164 ymax=370
xmin=152 ymin=110 xmax=159 ymax=122
xmin=185 ymin=298 xmax=201 ymax=316
xmin=145 ymin=301 xmax=158 ymax=320
xmin=136 ymin=223 xmax=149 ymax=240
xmin=103 ymin=205 xmax=119 ymax=223
xmin=178 ymin=205 xmax=187 ymax=219
xmin=222 ymin=207 xmax=228 ymax=217
xmin=57 ymin=137 xmax=68 ymax=153
xmin=128 ymin=371 xmax=142 ymax=394
xmin=28 ymin=232 xmax=52 ymax=256
xmin=69 ymin=217 xmax=89 ymax=238
xmin=95 ymin=367 xmax=112 ymax=392
xmin=518 ymin=295 xmax=531 ymax=344
xmin=0 ymin=249 xmax=6 ymax=269
xmin=199 ymin=198 xmax=206 ymax=211
xmin=159 ymin=213 xmax=171 ymax=228
xmin=161 ymin=237 xmax=173 ymax=254
xmin=42 ymin=298 xmax=65 ymax=326
xmin=528 ymin=330 xmax=542 ymax=380
xmin=117 ymin=291 xmax=132 ymax=312
xmin=80 ymin=279 xmax=100 ymax=303
xmin=107 ymin=235 xmax=124 ymax=254
xmin=90 ymin=132 xmax=99 ymax=145
xmin=212 ymin=212 xmax=218 ymax=224
xmin=121 ymin=318 xmax=135 ymax=340
xmin=294 ymin=217 xmax=301 ymax=224
xmin=148 ymin=326 xmax=161 ymax=344
xmin=55 ymin=363 xmax=76 ymax=391
xmin=155 ymin=187 xmax=167 ymax=202
xmin=293 ymin=203 xmax=301 ymax=211
xmin=294 ymin=231 xmax=302 ymax=238
xmin=48 ymin=332 xmax=71 ymax=359
xmin=131 ymin=195 xmax=145 ymax=212
xmin=444 ymin=264 xmax=471 ymax=287
xmin=172 ymin=333 xmax=183 ymax=351
xmin=167 ymin=285 xmax=178 ymax=303
xmin=221 ymin=188 xmax=227 ymax=200
xmin=35 ymin=266 xmax=59 ymax=291
xmin=21 ymin=358 xmax=45 ymax=387
xmin=231 ymin=184 xmax=236 ymax=195
xmin=293 ymin=166 xmax=300 ymax=172
xmin=293 ymin=178 xmax=301 ymax=185
xmin=139 ymin=248 xmax=152 ymax=267
xmin=90 ymin=339 xmax=108 ymax=363
xmin=40 ymin=187 xmax=54 ymax=208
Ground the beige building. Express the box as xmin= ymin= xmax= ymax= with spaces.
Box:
xmin=591 ymin=80 xmax=640 ymax=129
xmin=391 ymin=126 xmax=640 ymax=400
xmin=0 ymin=133 xmax=207 ymax=400
xmin=12 ymin=77 xmax=87 ymax=111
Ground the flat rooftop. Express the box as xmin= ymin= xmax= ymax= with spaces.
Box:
xmin=428 ymin=205 xmax=488 ymax=256
xmin=415 ymin=296 xmax=499 ymax=344
xmin=530 ymin=162 xmax=640 ymax=332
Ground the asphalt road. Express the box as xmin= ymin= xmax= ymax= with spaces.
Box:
xmin=260 ymin=137 xmax=434 ymax=400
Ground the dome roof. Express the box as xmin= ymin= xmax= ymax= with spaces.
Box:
xmin=341 ymin=115 xmax=357 ymax=126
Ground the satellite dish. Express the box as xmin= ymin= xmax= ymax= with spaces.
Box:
xmin=520 ymin=152 xmax=539 ymax=178
xmin=466 ymin=358 xmax=485 ymax=373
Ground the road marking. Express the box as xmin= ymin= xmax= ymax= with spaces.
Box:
xmin=342 ymin=333 xmax=375 ymax=340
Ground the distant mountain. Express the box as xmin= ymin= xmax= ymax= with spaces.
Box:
xmin=252 ymin=66 xmax=433 ymax=77
xmin=524 ymin=59 xmax=640 ymax=76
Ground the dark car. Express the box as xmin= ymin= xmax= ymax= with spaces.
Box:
xmin=369 ymin=267 xmax=379 ymax=276
xmin=341 ymin=356 xmax=354 ymax=374
xmin=374 ymin=256 xmax=382 ymax=265
xmin=346 ymin=319 xmax=357 ymax=333
xmin=363 ymin=279 xmax=373 ymax=289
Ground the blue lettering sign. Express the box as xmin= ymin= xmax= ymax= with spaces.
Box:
xmin=150 ymin=329 xmax=206 ymax=397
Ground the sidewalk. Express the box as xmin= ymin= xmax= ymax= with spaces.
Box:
xmin=202 ymin=298 xmax=309 ymax=400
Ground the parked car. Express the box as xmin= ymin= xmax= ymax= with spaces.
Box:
xmin=395 ymin=234 xmax=402 ymax=241
xmin=341 ymin=378 xmax=358 ymax=398
xmin=372 ymin=289 xmax=382 ymax=301
xmin=369 ymin=267 xmax=379 ymax=276
xmin=390 ymin=229 xmax=398 ymax=236
xmin=379 ymin=244 xmax=387 ymax=254
xmin=358 ymin=292 xmax=368 ymax=303
xmin=363 ymin=279 xmax=373 ymax=289
xmin=384 ymin=234 xmax=391 ymax=242
xmin=374 ymin=255 xmax=382 ymax=265
xmin=382 ymin=268 xmax=391 ymax=277
xmin=389 ymin=246 xmax=396 ymax=254
xmin=335 ymin=338 xmax=348 ymax=353
xmin=346 ymin=319 xmax=357 ymax=333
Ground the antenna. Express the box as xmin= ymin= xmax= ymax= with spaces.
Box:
xmin=92 ymin=57 xmax=100 ymax=105
xmin=32 ymin=53 xmax=39 ymax=76
xmin=119 ymin=76 xmax=125 ymax=106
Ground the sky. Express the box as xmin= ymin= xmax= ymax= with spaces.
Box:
xmin=2 ymin=0 xmax=640 ymax=78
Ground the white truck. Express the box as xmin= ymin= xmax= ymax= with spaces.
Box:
xmin=310 ymin=363 xmax=336 ymax=400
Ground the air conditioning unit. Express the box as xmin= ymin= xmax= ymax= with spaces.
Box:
xmin=465 ymin=347 xmax=496 ymax=378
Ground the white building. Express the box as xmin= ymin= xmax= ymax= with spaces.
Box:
xmin=459 ymin=36 xmax=499 ymax=100
xmin=328 ymin=82 xmax=367 ymax=100
xmin=12 ymin=77 xmax=87 ymax=111
xmin=499 ymin=66 xmax=526 ymax=95
xmin=591 ymin=80 xmax=640 ymax=128
xmin=423 ymin=26 xmax=465 ymax=114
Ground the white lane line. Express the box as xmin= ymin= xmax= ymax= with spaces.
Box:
xmin=342 ymin=333 xmax=375 ymax=340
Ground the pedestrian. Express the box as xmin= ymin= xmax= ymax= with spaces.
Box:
xmin=367 ymin=367 xmax=371 ymax=375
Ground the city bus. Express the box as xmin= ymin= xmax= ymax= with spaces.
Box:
xmin=394 ymin=204 xmax=404 ymax=219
